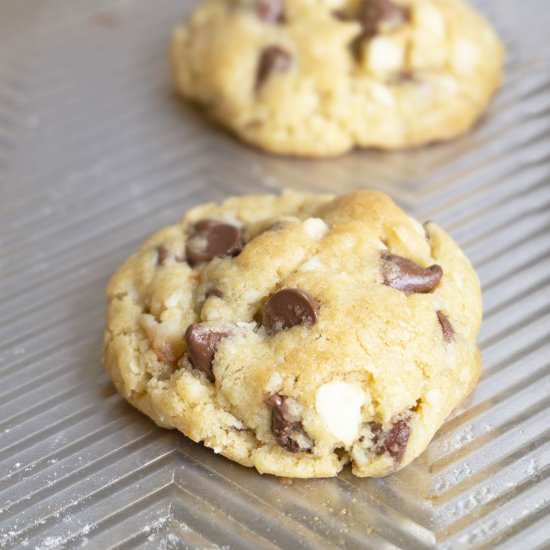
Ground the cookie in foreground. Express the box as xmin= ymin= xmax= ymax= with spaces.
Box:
xmin=171 ymin=0 xmax=504 ymax=156
xmin=104 ymin=190 xmax=482 ymax=478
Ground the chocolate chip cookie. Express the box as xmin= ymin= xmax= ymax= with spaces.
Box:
xmin=104 ymin=190 xmax=482 ymax=478
xmin=171 ymin=0 xmax=504 ymax=156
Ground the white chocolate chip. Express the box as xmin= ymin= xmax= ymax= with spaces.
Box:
xmin=265 ymin=372 xmax=283 ymax=393
xmin=165 ymin=290 xmax=183 ymax=308
xmin=128 ymin=359 xmax=140 ymax=375
xmin=414 ymin=2 xmax=445 ymax=38
xmin=409 ymin=3 xmax=447 ymax=70
xmin=367 ymin=37 xmax=404 ymax=78
xmin=411 ymin=219 xmax=426 ymax=237
xmin=243 ymin=288 xmax=261 ymax=301
xmin=434 ymin=75 xmax=459 ymax=96
xmin=284 ymin=397 xmax=303 ymax=422
xmin=370 ymin=83 xmax=396 ymax=107
xmin=187 ymin=234 xmax=208 ymax=255
xmin=127 ymin=286 xmax=139 ymax=303
xmin=452 ymin=39 xmax=479 ymax=75
xmin=233 ymin=418 xmax=246 ymax=430
xmin=322 ymin=0 xmax=346 ymax=10
xmin=452 ymin=272 xmax=464 ymax=290
xmin=235 ymin=321 xmax=257 ymax=330
xmin=303 ymin=218 xmax=328 ymax=240
xmin=316 ymin=381 xmax=366 ymax=445
xmin=341 ymin=235 xmax=355 ymax=249
xmin=220 ymin=214 xmax=242 ymax=227
xmin=139 ymin=314 xmax=183 ymax=363
xmin=300 ymin=256 xmax=324 ymax=272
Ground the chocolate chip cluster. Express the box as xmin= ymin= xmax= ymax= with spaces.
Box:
xmin=253 ymin=0 xmax=411 ymax=89
xmin=151 ymin=212 xmax=452 ymax=463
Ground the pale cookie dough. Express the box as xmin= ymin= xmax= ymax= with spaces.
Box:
xmin=104 ymin=190 xmax=482 ymax=478
xmin=171 ymin=0 xmax=504 ymax=156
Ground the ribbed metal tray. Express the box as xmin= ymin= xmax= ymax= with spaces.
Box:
xmin=1 ymin=0 xmax=549 ymax=548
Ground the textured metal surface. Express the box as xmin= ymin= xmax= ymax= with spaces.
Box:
xmin=1 ymin=0 xmax=549 ymax=548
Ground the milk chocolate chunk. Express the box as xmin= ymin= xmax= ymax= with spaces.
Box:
xmin=371 ymin=418 xmax=410 ymax=462
xmin=352 ymin=0 xmax=409 ymax=58
xmin=256 ymin=46 xmax=292 ymax=88
xmin=382 ymin=253 xmax=443 ymax=293
xmin=266 ymin=394 xmax=312 ymax=452
xmin=156 ymin=245 xmax=184 ymax=265
xmin=205 ymin=287 xmax=224 ymax=299
xmin=186 ymin=220 xmax=243 ymax=266
xmin=437 ymin=310 xmax=455 ymax=342
xmin=262 ymin=288 xmax=319 ymax=333
xmin=359 ymin=0 xmax=409 ymax=38
xmin=157 ymin=245 xmax=170 ymax=266
xmin=185 ymin=324 xmax=228 ymax=381
xmin=256 ymin=0 xmax=284 ymax=23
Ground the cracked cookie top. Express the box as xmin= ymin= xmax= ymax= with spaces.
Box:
xmin=104 ymin=190 xmax=482 ymax=478
xmin=171 ymin=0 xmax=504 ymax=156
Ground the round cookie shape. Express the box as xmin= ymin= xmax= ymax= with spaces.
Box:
xmin=171 ymin=0 xmax=504 ymax=156
xmin=104 ymin=190 xmax=482 ymax=478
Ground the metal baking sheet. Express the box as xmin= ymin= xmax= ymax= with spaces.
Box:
xmin=1 ymin=0 xmax=549 ymax=548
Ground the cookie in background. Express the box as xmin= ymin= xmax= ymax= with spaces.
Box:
xmin=171 ymin=0 xmax=504 ymax=156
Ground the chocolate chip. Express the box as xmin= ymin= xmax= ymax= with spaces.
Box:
xmin=383 ymin=419 xmax=410 ymax=462
xmin=390 ymin=69 xmax=419 ymax=85
xmin=398 ymin=70 xmax=416 ymax=81
xmin=371 ymin=419 xmax=410 ymax=462
xmin=352 ymin=0 xmax=409 ymax=58
xmin=266 ymin=394 xmax=312 ymax=452
xmin=255 ymin=0 xmax=284 ymax=23
xmin=156 ymin=245 xmax=170 ymax=266
xmin=370 ymin=421 xmax=383 ymax=444
xmin=381 ymin=253 xmax=443 ymax=293
xmin=205 ymin=287 xmax=224 ymax=299
xmin=358 ymin=0 xmax=409 ymax=38
xmin=185 ymin=324 xmax=228 ymax=382
xmin=256 ymin=46 xmax=292 ymax=89
xmin=333 ymin=10 xmax=351 ymax=21
xmin=156 ymin=245 xmax=184 ymax=266
xmin=437 ymin=311 xmax=455 ymax=343
xmin=262 ymin=288 xmax=319 ymax=333
xmin=185 ymin=220 xmax=243 ymax=266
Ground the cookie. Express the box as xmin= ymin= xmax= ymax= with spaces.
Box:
xmin=104 ymin=190 xmax=482 ymax=478
xmin=171 ymin=0 xmax=504 ymax=156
